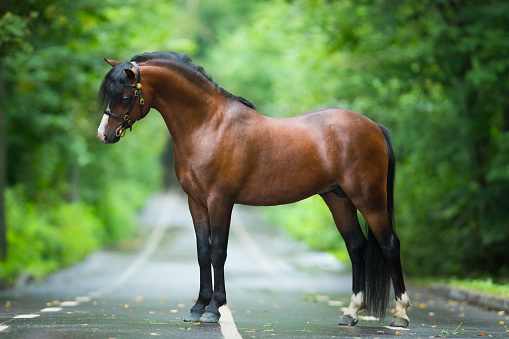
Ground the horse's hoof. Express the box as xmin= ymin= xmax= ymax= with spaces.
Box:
xmin=199 ymin=311 xmax=220 ymax=323
xmin=184 ymin=312 xmax=203 ymax=322
xmin=390 ymin=317 xmax=409 ymax=328
xmin=338 ymin=315 xmax=358 ymax=326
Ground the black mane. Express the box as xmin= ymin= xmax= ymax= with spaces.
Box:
xmin=98 ymin=51 xmax=256 ymax=110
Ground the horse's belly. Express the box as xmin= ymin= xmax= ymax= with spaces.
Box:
xmin=235 ymin=172 xmax=332 ymax=206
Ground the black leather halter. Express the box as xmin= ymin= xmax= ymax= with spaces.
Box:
xmin=104 ymin=62 xmax=145 ymax=137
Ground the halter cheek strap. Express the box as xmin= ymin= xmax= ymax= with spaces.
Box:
xmin=104 ymin=61 xmax=145 ymax=137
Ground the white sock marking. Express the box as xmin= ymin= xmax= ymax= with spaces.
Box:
xmin=344 ymin=292 xmax=364 ymax=319
xmin=393 ymin=292 xmax=411 ymax=321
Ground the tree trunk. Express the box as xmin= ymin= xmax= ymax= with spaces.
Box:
xmin=0 ymin=59 xmax=7 ymax=259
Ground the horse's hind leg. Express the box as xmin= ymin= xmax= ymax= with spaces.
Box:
xmin=361 ymin=204 xmax=411 ymax=327
xmin=322 ymin=192 xmax=366 ymax=326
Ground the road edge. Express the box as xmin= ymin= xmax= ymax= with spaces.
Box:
xmin=428 ymin=284 xmax=509 ymax=312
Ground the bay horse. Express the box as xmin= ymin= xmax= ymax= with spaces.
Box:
xmin=96 ymin=52 xmax=411 ymax=327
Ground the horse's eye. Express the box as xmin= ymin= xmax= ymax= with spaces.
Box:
xmin=121 ymin=97 xmax=131 ymax=104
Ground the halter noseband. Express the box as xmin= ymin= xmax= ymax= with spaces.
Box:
xmin=104 ymin=62 xmax=145 ymax=137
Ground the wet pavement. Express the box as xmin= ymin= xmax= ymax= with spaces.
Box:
xmin=1 ymin=192 xmax=507 ymax=338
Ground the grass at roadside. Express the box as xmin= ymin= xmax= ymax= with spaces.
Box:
xmin=414 ymin=277 xmax=509 ymax=297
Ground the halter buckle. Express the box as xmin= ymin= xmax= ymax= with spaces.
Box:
xmin=115 ymin=126 xmax=126 ymax=137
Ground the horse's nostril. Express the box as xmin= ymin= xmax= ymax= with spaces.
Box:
xmin=98 ymin=133 xmax=107 ymax=143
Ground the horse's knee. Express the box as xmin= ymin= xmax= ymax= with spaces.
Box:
xmin=379 ymin=233 xmax=400 ymax=261
xmin=211 ymin=247 xmax=227 ymax=267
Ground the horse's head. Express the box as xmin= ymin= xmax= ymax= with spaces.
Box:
xmin=97 ymin=59 xmax=148 ymax=144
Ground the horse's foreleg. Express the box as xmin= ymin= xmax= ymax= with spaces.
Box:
xmin=322 ymin=194 xmax=366 ymax=326
xmin=199 ymin=201 xmax=234 ymax=323
xmin=184 ymin=198 xmax=212 ymax=322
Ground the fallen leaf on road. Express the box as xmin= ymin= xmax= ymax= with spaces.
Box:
xmin=477 ymin=334 xmax=484 ymax=336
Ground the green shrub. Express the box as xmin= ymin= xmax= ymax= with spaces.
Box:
xmin=0 ymin=187 xmax=104 ymax=284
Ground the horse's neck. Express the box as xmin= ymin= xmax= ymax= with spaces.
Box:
xmin=149 ymin=66 xmax=224 ymax=142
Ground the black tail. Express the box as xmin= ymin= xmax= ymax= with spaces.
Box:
xmin=364 ymin=124 xmax=396 ymax=319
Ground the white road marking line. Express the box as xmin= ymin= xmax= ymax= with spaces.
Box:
xmin=384 ymin=326 xmax=410 ymax=331
xmin=75 ymin=296 xmax=91 ymax=302
xmin=14 ymin=314 xmax=39 ymax=319
xmin=231 ymin=211 xmax=282 ymax=276
xmin=219 ymin=210 xmax=282 ymax=339
xmin=358 ymin=315 xmax=379 ymax=321
xmin=40 ymin=307 xmax=63 ymax=312
xmin=0 ymin=325 xmax=8 ymax=332
xmin=219 ymin=305 xmax=242 ymax=338
xmin=60 ymin=301 xmax=79 ymax=307
xmin=92 ymin=193 xmax=176 ymax=296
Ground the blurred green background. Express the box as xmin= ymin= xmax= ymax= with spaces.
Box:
xmin=1 ymin=0 xmax=508 ymax=287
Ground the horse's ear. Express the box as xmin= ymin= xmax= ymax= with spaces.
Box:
xmin=104 ymin=59 xmax=121 ymax=67
xmin=124 ymin=69 xmax=136 ymax=81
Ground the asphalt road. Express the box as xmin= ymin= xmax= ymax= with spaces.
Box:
xmin=1 ymin=192 xmax=507 ymax=338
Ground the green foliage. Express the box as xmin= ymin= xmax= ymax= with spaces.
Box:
xmin=0 ymin=11 xmax=35 ymax=56
xmin=0 ymin=187 xmax=104 ymax=283
xmin=0 ymin=0 xmax=168 ymax=284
